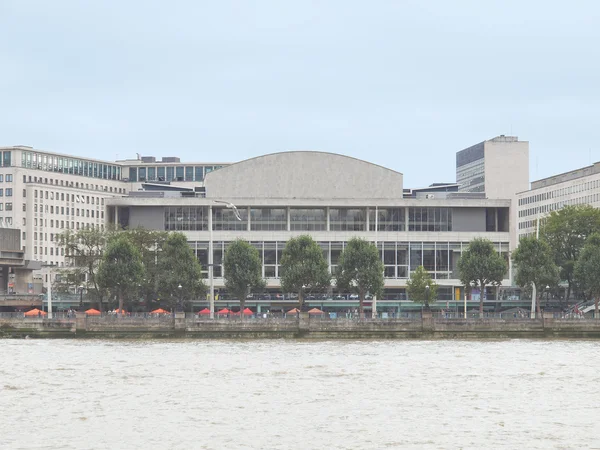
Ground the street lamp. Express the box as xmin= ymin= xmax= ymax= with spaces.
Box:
xmin=209 ymin=200 xmax=241 ymax=319
xmin=178 ymin=284 xmax=183 ymax=312
xmin=425 ymin=284 xmax=430 ymax=311
xmin=78 ymin=285 xmax=84 ymax=311
xmin=42 ymin=263 xmax=57 ymax=319
xmin=545 ymin=285 xmax=550 ymax=308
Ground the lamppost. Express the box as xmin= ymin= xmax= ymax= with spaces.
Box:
xmin=209 ymin=200 xmax=241 ymax=319
xmin=42 ymin=263 xmax=57 ymax=319
xmin=373 ymin=205 xmax=379 ymax=318
xmin=178 ymin=283 xmax=183 ymax=312
xmin=78 ymin=285 xmax=84 ymax=311
xmin=545 ymin=285 xmax=550 ymax=308
xmin=425 ymin=284 xmax=430 ymax=311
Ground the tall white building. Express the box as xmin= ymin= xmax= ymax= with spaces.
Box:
xmin=0 ymin=145 xmax=228 ymax=296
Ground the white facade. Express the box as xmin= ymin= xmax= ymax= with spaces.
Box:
xmin=517 ymin=161 xmax=600 ymax=239
xmin=0 ymin=145 xmax=228 ymax=291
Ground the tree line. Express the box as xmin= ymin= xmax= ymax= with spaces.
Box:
xmin=512 ymin=204 xmax=600 ymax=318
xmin=53 ymin=205 xmax=600 ymax=318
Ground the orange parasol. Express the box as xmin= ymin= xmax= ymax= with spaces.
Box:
xmin=150 ymin=308 xmax=169 ymax=314
xmin=85 ymin=308 xmax=101 ymax=316
xmin=24 ymin=308 xmax=47 ymax=317
xmin=287 ymin=308 xmax=300 ymax=314
xmin=308 ymin=308 xmax=324 ymax=315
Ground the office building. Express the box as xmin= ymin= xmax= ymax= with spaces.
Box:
xmin=517 ymin=161 xmax=600 ymax=238
xmin=0 ymin=145 xmax=228 ymax=298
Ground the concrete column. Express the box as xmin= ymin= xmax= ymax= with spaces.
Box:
xmin=287 ymin=207 xmax=291 ymax=231
xmin=247 ymin=207 xmax=251 ymax=231
xmin=174 ymin=311 xmax=186 ymax=330
xmin=75 ymin=312 xmax=87 ymax=332
xmin=298 ymin=311 xmax=309 ymax=331
xmin=422 ymin=309 xmax=434 ymax=333
xmin=114 ymin=207 xmax=119 ymax=229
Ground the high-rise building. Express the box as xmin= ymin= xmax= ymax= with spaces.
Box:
xmin=456 ymin=135 xmax=529 ymax=199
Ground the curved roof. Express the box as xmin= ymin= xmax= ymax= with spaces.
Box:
xmin=204 ymin=151 xmax=404 ymax=199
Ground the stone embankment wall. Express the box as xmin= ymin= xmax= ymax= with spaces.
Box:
xmin=2 ymin=313 xmax=600 ymax=339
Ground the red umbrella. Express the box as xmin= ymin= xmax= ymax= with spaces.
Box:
xmin=198 ymin=308 xmax=211 ymax=315
xmin=308 ymin=308 xmax=324 ymax=315
xmin=85 ymin=308 xmax=101 ymax=316
xmin=217 ymin=308 xmax=230 ymax=315
xmin=232 ymin=308 xmax=254 ymax=316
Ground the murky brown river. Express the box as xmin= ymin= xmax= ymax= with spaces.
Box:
xmin=1 ymin=339 xmax=599 ymax=449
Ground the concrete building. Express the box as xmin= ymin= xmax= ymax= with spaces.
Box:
xmin=107 ymin=151 xmax=512 ymax=312
xmin=0 ymin=145 xmax=229 ymax=301
xmin=456 ymin=135 xmax=529 ymax=199
xmin=517 ymin=161 xmax=600 ymax=239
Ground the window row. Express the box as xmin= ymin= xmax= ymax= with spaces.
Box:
xmin=164 ymin=207 xmax=451 ymax=232
xmin=21 ymin=151 xmax=122 ymax=180
xmin=189 ymin=240 xmax=509 ymax=280
xmin=127 ymin=165 xmax=224 ymax=183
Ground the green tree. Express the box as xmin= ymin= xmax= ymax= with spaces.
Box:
xmin=280 ymin=235 xmax=330 ymax=310
xmin=335 ymin=238 xmax=384 ymax=318
xmin=574 ymin=233 xmax=600 ymax=319
xmin=56 ymin=227 xmax=114 ymax=311
xmin=223 ymin=239 xmax=266 ymax=319
xmin=96 ymin=235 xmax=145 ymax=314
xmin=406 ymin=266 xmax=438 ymax=310
xmin=457 ymin=238 xmax=507 ymax=316
xmin=541 ymin=205 xmax=600 ymax=302
xmin=157 ymin=232 xmax=205 ymax=312
xmin=122 ymin=228 xmax=169 ymax=310
xmin=512 ymin=236 xmax=559 ymax=317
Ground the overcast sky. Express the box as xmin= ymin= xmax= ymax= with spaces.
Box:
xmin=1 ymin=0 xmax=599 ymax=187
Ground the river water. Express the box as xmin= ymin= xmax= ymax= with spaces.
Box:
xmin=1 ymin=339 xmax=598 ymax=450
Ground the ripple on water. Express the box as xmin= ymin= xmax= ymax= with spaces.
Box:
xmin=0 ymin=339 xmax=598 ymax=450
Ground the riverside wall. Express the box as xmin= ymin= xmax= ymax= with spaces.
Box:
xmin=3 ymin=313 xmax=600 ymax=339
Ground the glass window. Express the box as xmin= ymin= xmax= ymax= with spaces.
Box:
xmin=290 ymin=208 xmax=326 ymax=231
xmin=158 ymin=167 xmax=166 ymax=181
xmin=164 ymin=207 xmax=208 ymax=231
xmin=195 ymin=166 xmax=204 ymax=181
xmin=175 ymin=166 xmax=184 ymax=181
xmin=213 ymin=207 xmax=247 ymax=231
xmin=138 ymin=167 xmax=146 ymax=181
xmin=185 ymin=167 xmax=194 ymax=181
xmin=408 ymin=208 xmax=451 ymax=232
xmin=409 ymin=242 xmax=422 ymax=271
xmin=5 ymin=188 xmax=12 ymax=197
xmin=166 ymin=167 xmax=174 ymax=181
xmin=3 ymin=151 xmax=11 ymax=167
xmin=329 ymin=208 xmax=366 ymax=231
xmin=147 ymin=167 xmax=156 ymax=181
xmin=250 ymin=208 xmax=287 ymax=231
xmin=128 ymin=168 xmax=137 ymax=182
xmin=369 ymin=208 xmax=405 ymax=231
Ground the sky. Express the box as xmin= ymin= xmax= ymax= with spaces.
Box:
xmin=1 ymin=0 xmax=599 ymax=188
